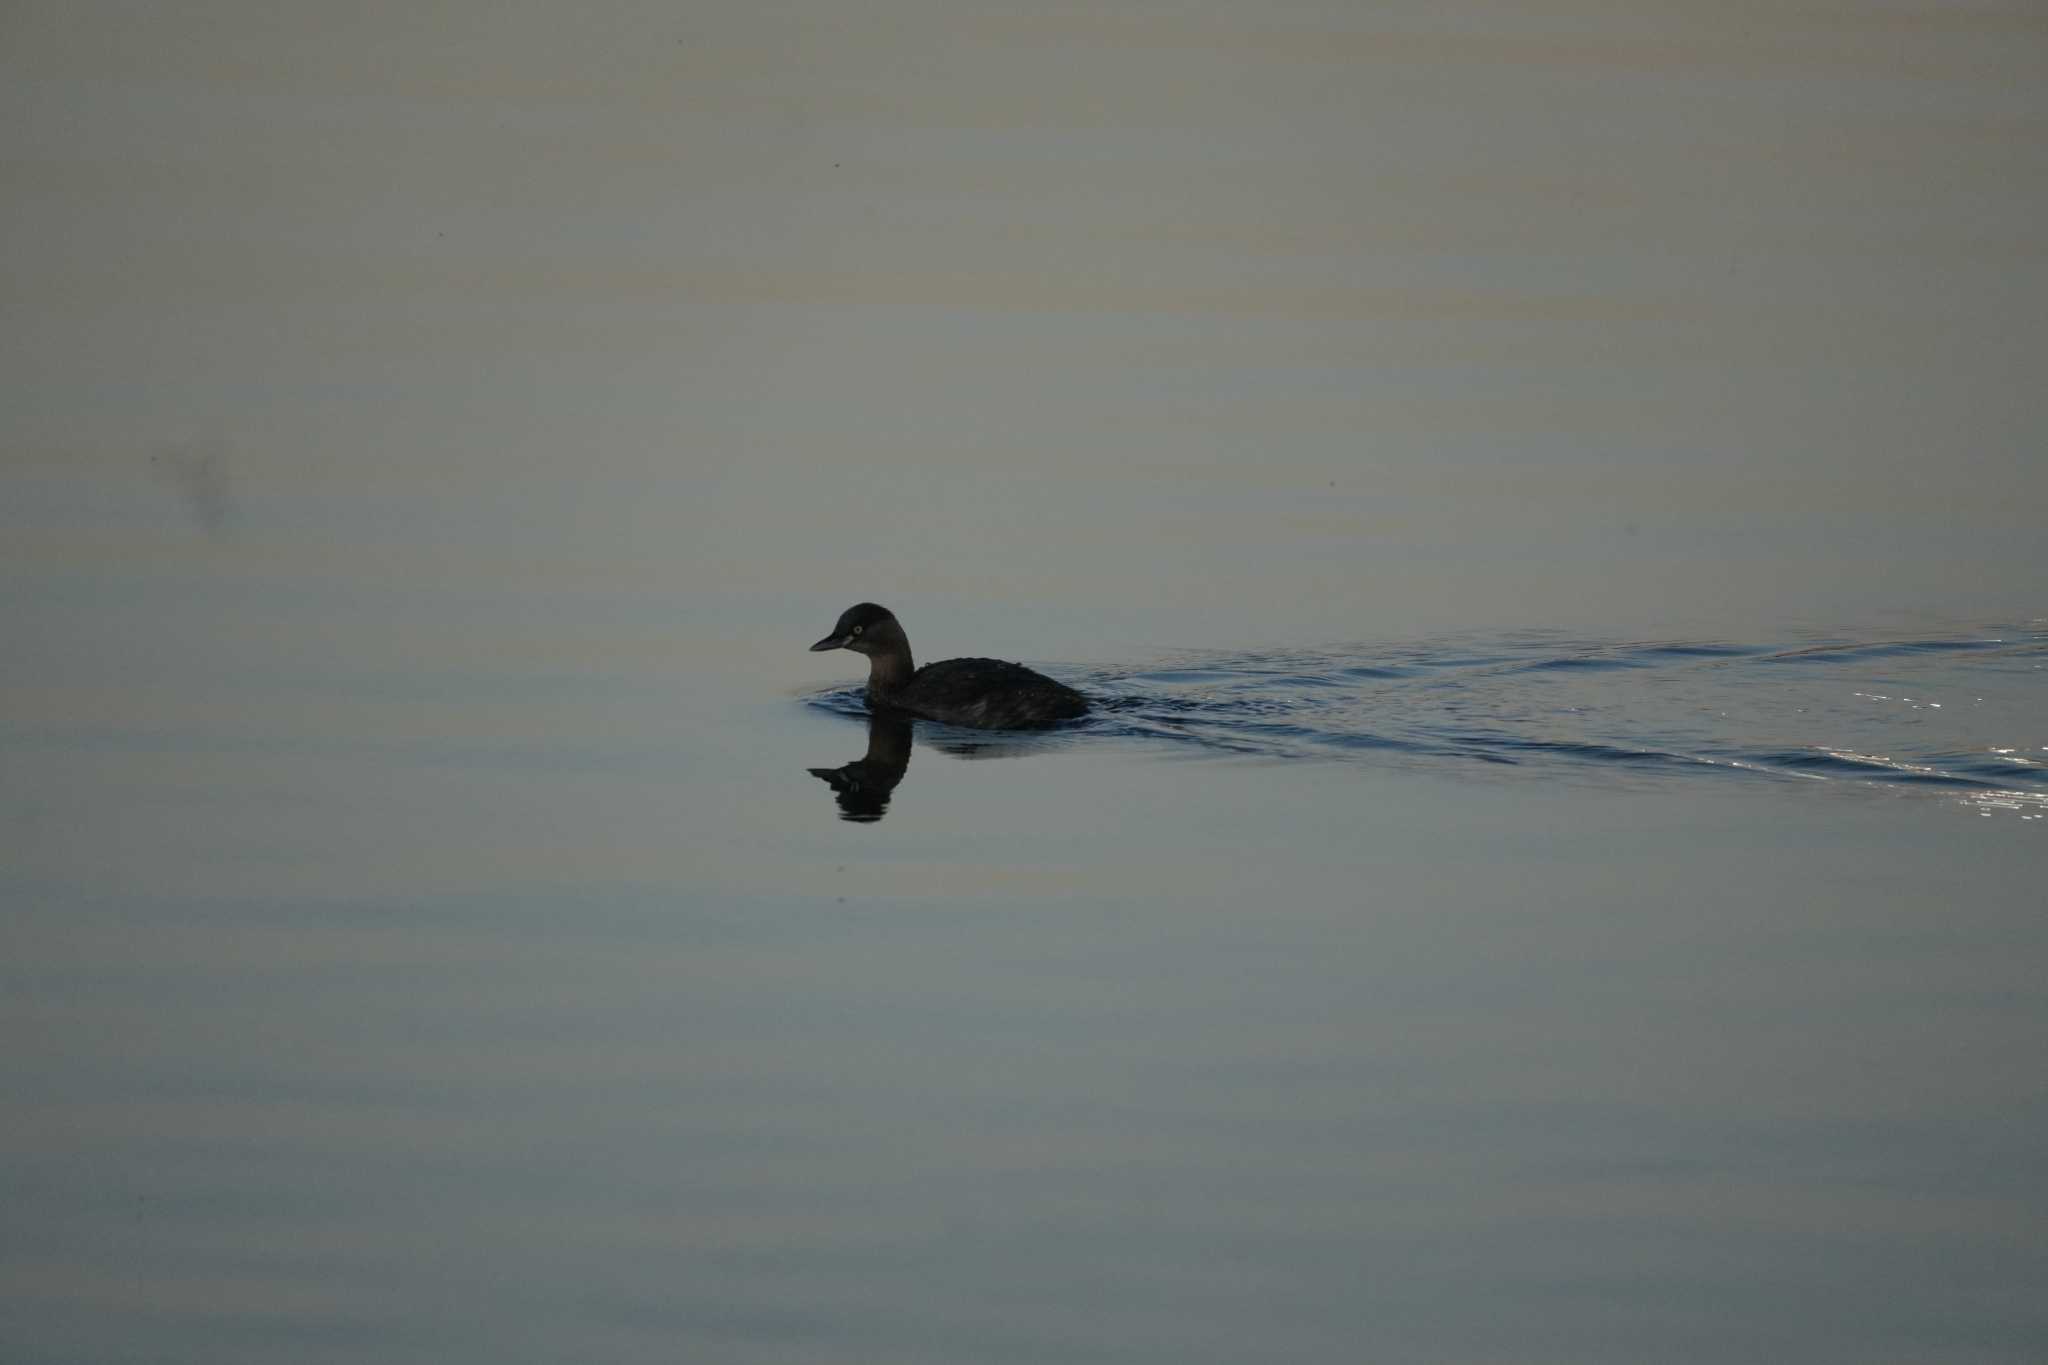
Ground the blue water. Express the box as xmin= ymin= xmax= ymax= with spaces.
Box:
xmin=810 ymin=623 xmax=2048 ymax=819
xmin=8 ymin=605 xmax=2045 ymax=1365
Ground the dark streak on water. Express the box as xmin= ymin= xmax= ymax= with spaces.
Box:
xmin=811 ymin=625 xmax=2048 ymax=813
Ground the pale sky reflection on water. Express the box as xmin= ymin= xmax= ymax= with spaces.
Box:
xmin=6 ymin=0 xmax=2044 ymax=649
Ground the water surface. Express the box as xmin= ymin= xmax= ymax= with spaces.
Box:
xmin=6 ymin=0 xmax=2047 ymax=1360
xmin=10 ymin=597 xmax=2045 ymax=1364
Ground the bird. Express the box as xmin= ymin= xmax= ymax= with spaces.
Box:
xmin=809 ymin=603 xmax=1089 ymax=729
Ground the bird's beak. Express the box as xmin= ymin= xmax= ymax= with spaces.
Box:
xmin=809 ymin=632 xmax=847 ymax=652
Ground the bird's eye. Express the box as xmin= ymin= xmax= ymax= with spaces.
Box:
xmin=851 ymin=625 xmax=863 ymax=636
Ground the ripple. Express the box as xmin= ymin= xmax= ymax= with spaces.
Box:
xmin=1508 ymin=654 xmax=1655 ymax=673
xmin=1756 ymin=637 xmax=2020 ymax=665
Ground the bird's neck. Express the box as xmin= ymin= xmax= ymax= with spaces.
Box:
xmin=866 ymin=646 xmax=916 ymax=697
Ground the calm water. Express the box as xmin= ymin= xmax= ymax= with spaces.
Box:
xmin=7 ymin=0 xmax=2048 ymax=1360
xmin=7 ymin=589 xmax=2045 ymax=1363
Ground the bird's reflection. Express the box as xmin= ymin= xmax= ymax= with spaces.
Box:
xmin=807 ymin=709 xmax=1079 ymax=822
xmin=808 ymin=713 xmax=913 ymax=822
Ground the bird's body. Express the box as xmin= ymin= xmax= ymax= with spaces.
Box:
xmin=884 ymin=656 xmax=1089 ymax=729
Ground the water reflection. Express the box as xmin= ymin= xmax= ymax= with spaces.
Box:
xmin=808 ymin=712 xmax=913 ymax=822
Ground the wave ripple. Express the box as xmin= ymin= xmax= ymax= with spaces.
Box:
xmin=1084 ymin=625 xmax=2048 ymax=813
